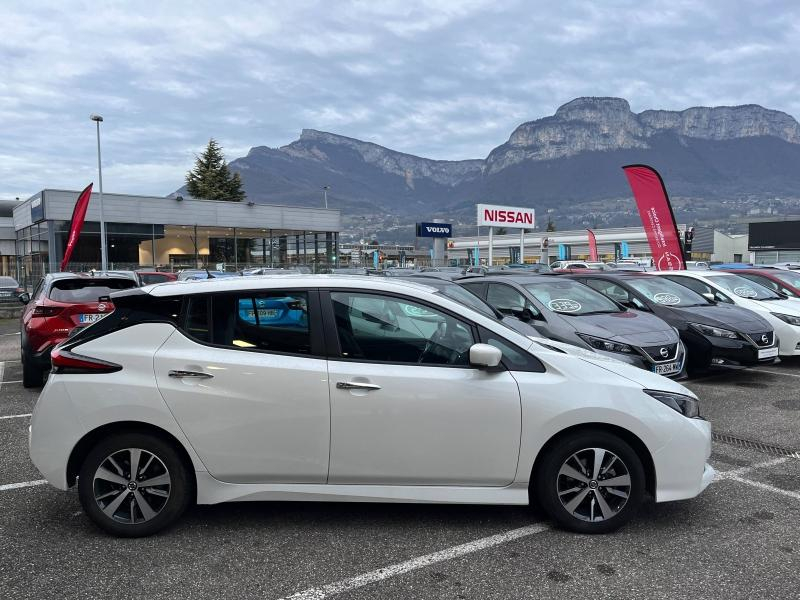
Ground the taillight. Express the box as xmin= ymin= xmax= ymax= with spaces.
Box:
xmin=32 ymin=306 xmax=63 ymax=317
xmin=50 ymin=347 xmax=122 ymax=374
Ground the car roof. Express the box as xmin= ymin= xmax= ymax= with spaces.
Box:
xmin=465 ymin=274 xmax=563 ymax=284
xmin=146 ymin=274 xmax=441 ymax=297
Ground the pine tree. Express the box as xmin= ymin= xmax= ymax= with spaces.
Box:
xmin=185 ymin=139 xmax=246 ymax=201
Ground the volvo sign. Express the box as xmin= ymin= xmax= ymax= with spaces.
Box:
xmin=416 ymin=222 xmax=452 ymax=238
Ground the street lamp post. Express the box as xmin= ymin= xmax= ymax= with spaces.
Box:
xmin=322 ymin=185 xmax=330 ymax=209
xmin=90 ymin=114 xmax=108 ymax=271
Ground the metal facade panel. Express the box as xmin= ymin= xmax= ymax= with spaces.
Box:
xmin=15 ymin=189 xmax=341 ymax=232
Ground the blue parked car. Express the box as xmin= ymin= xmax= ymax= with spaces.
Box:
xmin=237 ymin=297 xmax=307 ymax=328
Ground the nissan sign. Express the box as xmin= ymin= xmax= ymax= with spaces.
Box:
xmin=477 ymin=204 xmax=535 ymax=228
xmin=416 ymin=222 xmax=452 ymax=238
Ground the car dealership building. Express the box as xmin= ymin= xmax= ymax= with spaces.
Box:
xmin=10 ymin=189 xmax=341 ymax=285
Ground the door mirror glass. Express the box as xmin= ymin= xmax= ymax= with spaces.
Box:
xmin=18 ymin=292 xmax=30 ymax=304
xmin=469 ymin=343 xmax=502 ymax=368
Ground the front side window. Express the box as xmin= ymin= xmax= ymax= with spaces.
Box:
xmin=773 ymin=270 xmax=800 ymax=290
xmin=331 ymin=292 xmax=475 ymax=366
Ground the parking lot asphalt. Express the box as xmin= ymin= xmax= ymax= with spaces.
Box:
xmin=1 ymin=317 xmax=798 ymax=599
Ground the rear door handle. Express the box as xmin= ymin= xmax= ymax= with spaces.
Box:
xmin=336 ymin=381 xmax=381 ymax=391
xmin=168 ymin=370 xmax=214 ymax=379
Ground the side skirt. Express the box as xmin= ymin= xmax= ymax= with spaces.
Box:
xmin=195 ymin=473 xmax=530 ymax=506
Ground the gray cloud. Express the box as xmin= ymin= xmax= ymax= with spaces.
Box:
xmin=1 ymin=0 xmax=798 ymax=198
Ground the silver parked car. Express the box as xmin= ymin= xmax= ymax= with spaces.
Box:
xmin=459 ymin=275 xmax=686 ymax=377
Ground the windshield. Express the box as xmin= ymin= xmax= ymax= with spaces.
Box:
xmin=434 ymin=285 xmax=496 ymax=318
xmin=0 ymin=277 xmax=19 ymax=287
xmin=709 ymin=274 xmax=782 ymax=300
xmin=523 ymin=280 xmax=622 ymax=315
xmin=772 ymin=270 xmax=800 ymax=289
xmin=626 ymin=277 xmax=710 ymax=307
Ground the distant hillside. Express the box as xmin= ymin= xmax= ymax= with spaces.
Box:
xmin=173 ymin=97 xmax=800 ymax=240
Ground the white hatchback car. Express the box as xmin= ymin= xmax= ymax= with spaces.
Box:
xmin=29 ymin=276 xmax=714 ymax=537
xmin=654 ymin=271 xmax=800 ymax=357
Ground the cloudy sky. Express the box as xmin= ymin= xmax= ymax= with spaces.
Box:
xmin=2 ymin=0 xmax=798 ymax=199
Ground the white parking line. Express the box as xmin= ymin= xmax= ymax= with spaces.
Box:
xmin=0 ymin=332 xmax=21 ymax=336
xmin=0 ymin=480 xmax=47 ymax=492
xmin=280 ymin=523 xmax=550 ymax=600
xmin=0 ymin=413 xmax=32 ymax=420
xmin=716 ymin=457 xmax=789 ymax=478
xmin=755 ymin=369 xmax=800 ymax=380
xmin=0 ymin=380 xmax=23 ymax=385
xmin=724 ymin=473 xmax=800 ymax=501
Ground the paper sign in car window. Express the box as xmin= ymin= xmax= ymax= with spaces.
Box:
xmin=548 ymin=298 xmax=582 ymax=313
xmin=733 ymin=286 xmax=758 ymax=298
xmin=653 ymin=292 xmax=681 ymax=305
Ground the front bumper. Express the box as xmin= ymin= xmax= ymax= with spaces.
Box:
xmin=707 ymin=337 xmax=778 ymax=368
xmin=594 ymin=343 xmax=686 ymax=379
xmin=652 ymin=417 xmax=713 ymax=503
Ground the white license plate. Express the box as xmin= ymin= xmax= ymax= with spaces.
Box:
xmin=653 ymin=361 xmax=681 ymax=375
xmin=0 ymin=291 xmax=11 ymax=297
xmin=247 ymin=309 xmax=279 ymax=319
xmin=758 ymin=346 xmax=779 ymax=359
xmin=79 ymin=313 xmax=105 ymax=324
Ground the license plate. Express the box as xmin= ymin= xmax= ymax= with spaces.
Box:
xmin=246 ymin=309 xmax=279 ymax=319
xmin=0 ymin=291 xmax=11 ymax=297
xmin=653 ymin=361 xmax=681 ymax=375
xmin=79 ymin=313 xmax=105 ymax=324
xmin=758 ymin=346 xmax=779 ymax=359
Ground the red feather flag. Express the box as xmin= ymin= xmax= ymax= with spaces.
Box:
xmin=587 ymin=229 xmax=598 ymax=261
xmin=60 ymin=183 xmax=93 ymax=271
xmin=622 ymin=165 xmax=685 ymax=271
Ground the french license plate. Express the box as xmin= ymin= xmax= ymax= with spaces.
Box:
xmin=0 ymin=291 xmax=11 ymax=297
xmin=247 ymin=309 xmax=279 ymax=319
xmin=758 ymin=346 xmax=779 ymax=359
xmin=79 ymin=313 xmax=105 ymax=324
xmin=653 ymin=361 xmax=681 ymax=375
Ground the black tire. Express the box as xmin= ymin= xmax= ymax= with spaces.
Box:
xmin=535 ymin=430 xmax=645 ymax=534
xmin=78 ymin=432 xmax=193 ymax=537
xmin=21 ymin=347 xmax=44 ymax=388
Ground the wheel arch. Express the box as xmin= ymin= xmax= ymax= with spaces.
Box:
xmin=529 ymin=422 xmax=656 ymax=500
xmin=66 ymin=421 xmax=197 ymax=497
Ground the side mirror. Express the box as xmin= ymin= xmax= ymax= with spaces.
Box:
xmin=469 ymin=343 xmax=503 ymax=369
xmin=18 ymin=292 xmax=30 ymax=305
xmin=702 ymin=292 xmax=716 ymax=304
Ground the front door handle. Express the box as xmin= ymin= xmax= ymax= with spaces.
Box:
xmin=168 ymin=370 xmax=214 ymax=379
xmin=336 ymin=381 xmax=381 ymax=391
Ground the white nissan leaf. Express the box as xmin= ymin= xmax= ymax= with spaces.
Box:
xmin=29 ymin=276 xmax=714 ymax=537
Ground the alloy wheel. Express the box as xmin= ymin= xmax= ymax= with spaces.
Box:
xmin=556 ymin=447 xmax=631 ymax=522
xmin=92 ymin=448 xmax=171 ymax=524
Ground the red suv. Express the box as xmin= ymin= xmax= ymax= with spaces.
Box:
xmin=19 ymin=273 xmax=138 ymax=387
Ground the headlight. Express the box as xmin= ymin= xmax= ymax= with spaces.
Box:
xmin=771 ymin=312 xmax=800 ymax=326
xmin=645 ymin=389 xmax=701 ymax=418
xmin=577 ymin=334 xmax=634 ymax=354
xmin=689 ymin=322 xmax=739 ymax=339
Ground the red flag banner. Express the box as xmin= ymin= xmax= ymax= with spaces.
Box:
xmin=587 ymin=229 xmax=598 ymax=261
xmin=622 ymin=165 xmax=685 ymax=271
xmin=60 ymin=183 xmax=93 ymax=271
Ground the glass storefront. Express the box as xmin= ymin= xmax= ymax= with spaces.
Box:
xmin=15 ymin=220 xmax=339 ymax=284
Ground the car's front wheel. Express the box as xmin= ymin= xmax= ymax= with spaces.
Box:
xmin=78 ymin=432 xmax=192 ymax=537
xmin=535 ymin=430 xmax=645 ymax=534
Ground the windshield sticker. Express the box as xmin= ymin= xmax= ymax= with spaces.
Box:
xmin=733 ymin=286 xmax=758 ymax=298
xmin=653 ymin=292 xmax=681 ymax=305
xmin=548 ymin=298 xmax=582 ymax=313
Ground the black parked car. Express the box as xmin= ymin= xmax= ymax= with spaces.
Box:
xmin=564 ymin=272 xmax=778 ymax=373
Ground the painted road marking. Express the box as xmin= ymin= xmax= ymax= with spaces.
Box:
xmin=0 ymin=480 xmax=47 ymax=492
xmin=0 ymin=380 xmax=23 ymax=385
xmin=755 ymin=369 xmax=800 ymax=380
xmin=0 ymin=413 xmax=32 ymax=420
xmin=723 ymin=474 xmax=800 ymax=501
xmin=280 ymin=523 xmax=550 ymax=600
xmin=0 ymin=332 xmax=21 ymax=336
xmin=716 ymin=457 xmax=790 ymax=478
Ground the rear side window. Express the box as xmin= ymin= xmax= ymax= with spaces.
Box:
xmin=183 ymin=291 xmax=312 ymax=355
xmin=49 ymin=279 xmax=137 ymax=302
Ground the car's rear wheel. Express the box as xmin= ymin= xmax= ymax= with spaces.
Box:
xmin=78 ymin=433 xmax=192 ymax=537
xmin=535 ymin=430 xmax=645 ymax=534
xmin=21 ymin=347 xmax=44 ymax=388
